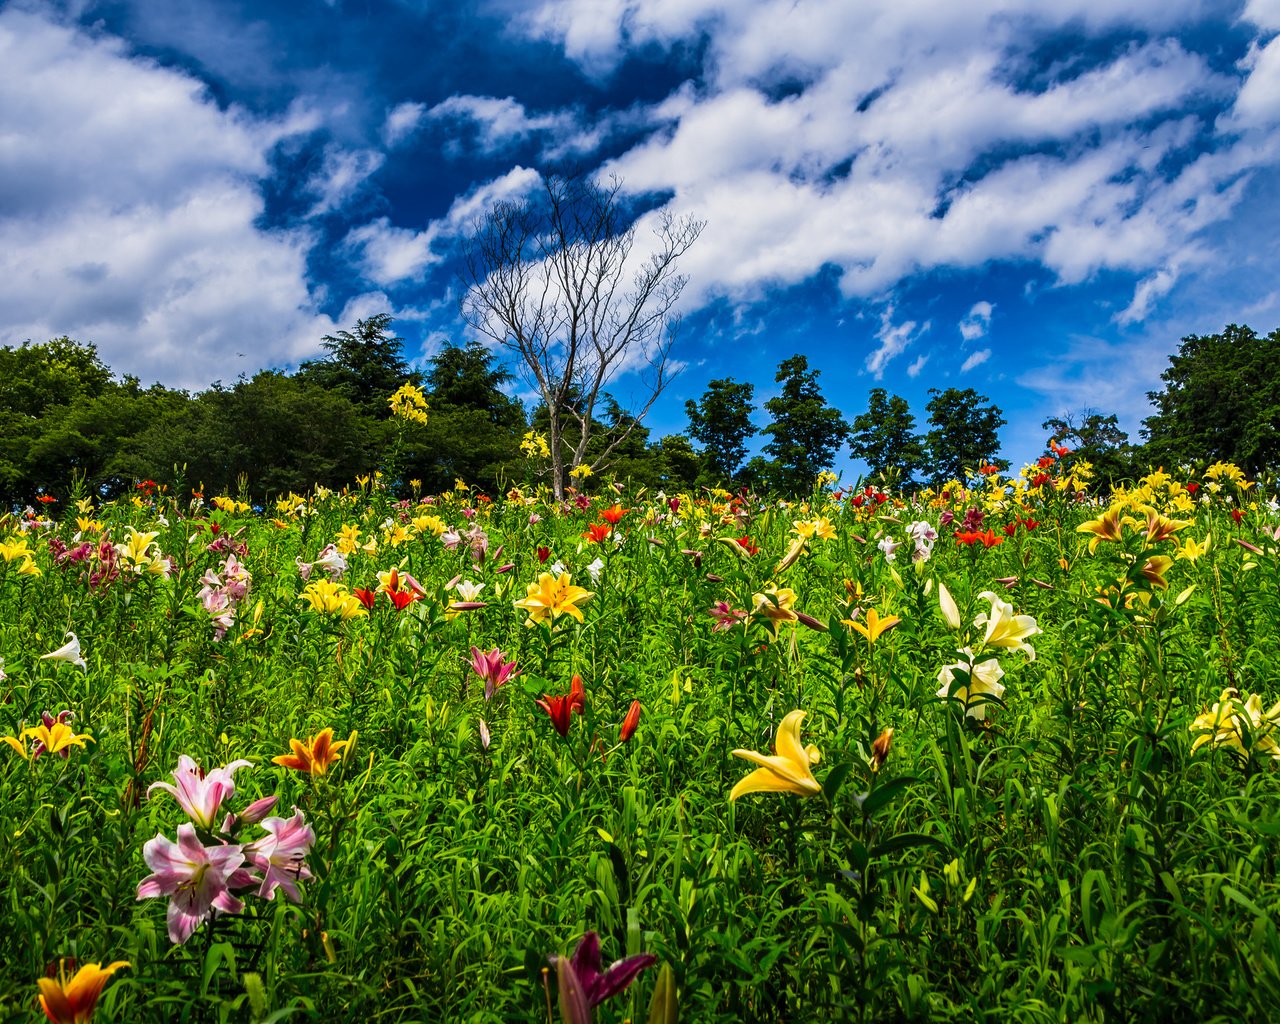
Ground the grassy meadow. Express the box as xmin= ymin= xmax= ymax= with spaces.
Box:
xmin=3 ymin=453 xmax=1280 ymax=1023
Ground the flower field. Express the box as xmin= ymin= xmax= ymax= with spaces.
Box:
xmin=3 ymin=455 xmax=1280 ymax=1023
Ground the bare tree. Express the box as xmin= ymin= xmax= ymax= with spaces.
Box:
xmin=460 ymin=174 xmax=704 ymax=498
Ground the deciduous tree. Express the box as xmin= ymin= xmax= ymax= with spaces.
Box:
xmin=848 ymin=388 xmax=927 ymax=488
xmin=923 ymin=387 xmax=1006 ymax=485
xmin=685 ymin=378 xmax=757 ymax=485
xmin=461 ymin=174 xmax=703 ymax=498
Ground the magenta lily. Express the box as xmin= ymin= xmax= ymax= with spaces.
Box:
xmin=551 ymin=931 xmax=657 ymax=1020
xmin=136 ymin=823 xmax=251 ymax=945
xmin=468 ymin=646 xmax=519 ymax=700
xmin=147 ymin=755 xmax=252 ymax=830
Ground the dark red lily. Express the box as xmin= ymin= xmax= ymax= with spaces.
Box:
xmin=551 ymin=931 xmax=657 ymax=1021
xmin=537 ymin=675 xmax=586 ymax=737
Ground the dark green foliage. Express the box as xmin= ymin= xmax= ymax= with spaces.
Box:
xmin=923 ymin=387 xmax=1006 ymax=484
xmin=1142 ymin=323 xmax=1280 ymax=475
xmin=759 ymin=355 xmax=850 ymax=493
xmin=296 ymin=313 xmax=419 ymax=417
xmin=685 ymin=378 xmax=757 ymax=485
xmin=137 ymin=371 xmax=374 ymax=497
xmin=1042 ymin=409 xmax=1138 ymax=487
xmin=408 ymin=341 xmax=526 ymax=493
xmin=848 ymin=387 xmax=929 ymax=488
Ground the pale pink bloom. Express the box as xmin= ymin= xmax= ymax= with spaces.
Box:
xmin=469 ymin=646 xmax=519 ymax=700
xmin=441 ymin=529 xmax=462 ymax=550
xmin=148 ymin=756 xmax=253 ymax=829
xmin=528 ymin=513 xmax=542 ymax=526
xmin=242 ymin=809 xmax=315 ymax=902
xmin=313 ymin=544 xmax=347 ymax=580
xmin=295 ymin=557 xmax=313 ymax=581
xmin=137 ymin=824 xmax=249 ymax=945
xmin=478 ymin=717 xmax=491 ymax=750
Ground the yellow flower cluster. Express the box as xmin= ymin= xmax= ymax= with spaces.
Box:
xmin=1190 ymin=689 xmax=1280 ymax=762
xmin=388 ymin=383 xmax=429 ymax=425
xmin=520 ymin=431 xmax=551 ymax=459
xmin=0 ymin=537 xmax=41 ymax=576
xmin=299 ymin=579 xmax=368 ymax=619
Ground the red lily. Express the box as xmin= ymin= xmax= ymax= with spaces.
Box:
xmin=538 ymin=676 xmax=586 ymax=737
xmin=600 ymin=504 xmax=628 ymax=525
xmin=581 ymin=523 xmax=612 ymax=544
xmin=620 ymin=700 xmax=641 ymax=743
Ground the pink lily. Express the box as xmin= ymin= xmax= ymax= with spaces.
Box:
xmin=136 ymin=823 xmax=250 ymax=945
xmin=147 ymin=755 xmax=252 ymax=829
xmin=242 ymin=809 xmax=315 ymax=902
xmin=468 ymin=646 xmax=519 ymax=700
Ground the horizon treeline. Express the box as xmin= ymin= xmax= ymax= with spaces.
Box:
xmin=1 ymin=317 xmax=1276 ymax=505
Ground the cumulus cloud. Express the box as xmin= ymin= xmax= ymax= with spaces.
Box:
xmin=959 ymin=301 xmax=994 ymax=342
xmin=306 ymin=146 xmax=385 ymax=216
xmin=960 ymin=348 xmax=991 ymax=372
xmin=345 ymin=166 xmax=541 ymax=285
xmin=0 ymin=7 xmax=369 ymax=387
xmin=520 ymin=0 xmax=1266 ymax=331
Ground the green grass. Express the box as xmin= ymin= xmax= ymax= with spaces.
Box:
xmin=2 ymin=467 xmax=1280 ymax=1022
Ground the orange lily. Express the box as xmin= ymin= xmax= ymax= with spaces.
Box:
xmin=37 ymin=959 xmax=129 ymax=1024
xmin=272 ymin=728 xmax=356 ymax=776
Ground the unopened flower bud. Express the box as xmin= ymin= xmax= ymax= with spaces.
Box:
xmin=871 ymin=727 xmax=894 ymax=771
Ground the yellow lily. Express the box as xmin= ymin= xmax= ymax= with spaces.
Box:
xmin=513 ymin=572 xmax=593 ymax=626
xmin=751 ymin=584 xmax=799 ymax=636
xmin=730 ymin=710 xmax=822 ymax=801
xmin=844 ymin=607 xmax=901 ymax=644
xmin=1076 ymin=505 xmax=1129 ymax=553
xmin=974 ymin=592 xmax=1040 ymax=660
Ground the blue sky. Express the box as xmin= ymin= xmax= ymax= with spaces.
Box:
xmin=2 ymin=0 xmax=1279 ymax=478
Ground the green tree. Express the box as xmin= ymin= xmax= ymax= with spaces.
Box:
xmin=684 ymin=378 xmax=757 ymax=485
xmin=0 ymin=338 xmax=190 ymax=504
xmin=1142 ymin=323 xmax=1280 ymax=475
xmin=848 ymin=388 xmax=928 ymax=488
xmin=652 ymin=434 xmax=702 ymax=490
xmin=139 ymin=372 xmax=371 ymax=498
xmin=407 ymin=341 xmax=525 ymax=492
xmin=1041 ymin=410 xmax=1137 ymax=488
xmin=923 ymin=387 xmax=1006 ymax=485
xmin=759 ymin=355 xmax=850 ymax=494
xmin=297 ymin=313 xmax=418 ymax=416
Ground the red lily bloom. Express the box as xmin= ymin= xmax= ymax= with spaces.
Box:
xmin=1031 ymin=473 xmax=1050 ymax=488
xmin=537 ymin=546 xmax=551 ymax=563
xmin=735 ymin=535 xmax=760 ymax=556
xmin=1051 ymin=442 xmax=1071 ymax=457
xmin=538 ymin=676 xmax=586 ymax=737
xmin=1003 ymin=521 xmax=1018 ymax=536
xmin=620 ymin=700 xmax=641 ymax=743
xmin=581 ymin=523 xmax=612 ymax=544
xmin=1037 ymin=456 xmax=1055 ymax=469
xmin=600 ymin=504 xmax=628 ymax=525
xmin=352 ymin=587 xmax=377 ymax=610
xmin=387 ymin=588 xmax=419 ymax=610
xmin=1186 ymin=483 xmax=1200 ymax=494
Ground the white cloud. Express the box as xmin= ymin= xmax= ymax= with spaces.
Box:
xmin=906 ymin=354 xmax=930 ymax=377
xmin=959 ymin=301 xmax=993 ymax=341
xmin=383 ymin=100 xmax=427 ymax=147
xmin=345 ymin=166 xmax=541 ymax=285
xmin=519 ymin=0 xmax=1265 ymax=329
xmin=306 ymin=145 xmax=385 ymax=216
xmin=428 ymin=94 xmax=578 ymax=154
xmin=0 ymin=8 xmax=372 ymax=387
xmin=865 ymin=307 xmax=929 ymax=379
xmin=960 ymin=348 xmax=991 ymax=372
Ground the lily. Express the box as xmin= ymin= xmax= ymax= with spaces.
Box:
xmin=843 ymin=607 xmax=901 ymax=644
xmin=937 ymin=648 xmax=1006 ymax=720
xmin=730 ymin=710 xmax=822 ymax=801
xmin=551 ymin=931 xmax=657 ymax=1023
xmin=136 ymin=823 xmax=250 ymax=945
xmin=147 ymin=755 xmax=253 ymax=830
xmin=974 ymin=592 xmax=1040 ymax=660
xmin=37 ymin=959 xmax=130 ymax=1024
xmin=468 ymin=646 xmax=519 ymax=700
xmin=41 ymin=632 xmax=86 ymax=670
xmin=514 ymin=572 xmax=593 ymax=627
xmin=242 ymin=808 xmax=315 ymax=902
xmin=272 ymin=728 xmax=355 ymax=776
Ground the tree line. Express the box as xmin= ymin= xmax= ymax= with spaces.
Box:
xmin=1 ymin=318 xmax=1275 ymax=505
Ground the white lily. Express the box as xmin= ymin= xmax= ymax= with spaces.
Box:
xmin=42 ymin=632 xmax=87 ymax=670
